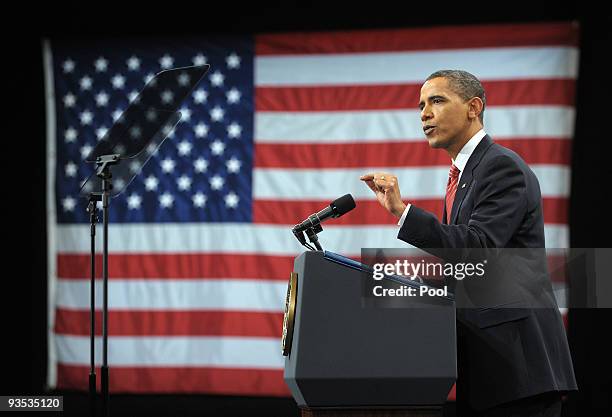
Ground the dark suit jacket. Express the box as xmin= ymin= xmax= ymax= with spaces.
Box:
xmin=397 ymin=135 xmax=577 ymax=410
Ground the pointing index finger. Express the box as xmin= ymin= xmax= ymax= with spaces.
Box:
xmin=360 ymin=173 xmax=375 ymax=181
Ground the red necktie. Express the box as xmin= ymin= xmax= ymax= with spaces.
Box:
xmin=445 ymin=164 xmax=461 ymax=223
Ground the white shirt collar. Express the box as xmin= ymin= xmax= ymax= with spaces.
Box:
xmin=452 ymin=129 xmax=486 ymax=173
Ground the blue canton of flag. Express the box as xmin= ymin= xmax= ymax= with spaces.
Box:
xmin=52 ymin=38 xmax=254 ymax=223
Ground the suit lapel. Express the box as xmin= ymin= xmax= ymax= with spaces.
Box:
xmin=450 ymin=169 xmax=473 ymax=225
xmin=450 ymin=135 xmax=494 ymax=224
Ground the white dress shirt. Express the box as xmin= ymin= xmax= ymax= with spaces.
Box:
xmin=397 ymin=129 xmax=487 ymax=227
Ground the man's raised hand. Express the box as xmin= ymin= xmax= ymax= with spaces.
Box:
xmin=360 ymin=172 xmax=406 ymax=218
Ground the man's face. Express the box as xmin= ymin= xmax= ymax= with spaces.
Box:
xmin=419 ymin=77 xmax=472 ymax=149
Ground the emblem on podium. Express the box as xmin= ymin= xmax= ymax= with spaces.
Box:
xmin=282 ymin=272 xmax=298 ymax=356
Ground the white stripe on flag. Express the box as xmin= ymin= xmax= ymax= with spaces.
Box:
xmin=553 ymin=282 xmax=568 ymax=309
xmin=55 ymin=334 xmax=284 ymax=368
xmin=255 ymin=107 xmax=575 ymax=143
xmin=255 ymin=47 xmax=579 ymax=86
xmin=56 ymin=223 xmax=569 ymax=254
xmin=253 ymin=165 xmax=570 ymax=199
xmin=56 ymin=279 xmax=287 ymax=311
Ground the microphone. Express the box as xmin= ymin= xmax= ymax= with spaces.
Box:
xmin=292 ymin=194 xmax=356 ymax=234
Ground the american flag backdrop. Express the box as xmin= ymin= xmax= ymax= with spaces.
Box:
xmin=45 ymin=22 xmax=579 ymax=396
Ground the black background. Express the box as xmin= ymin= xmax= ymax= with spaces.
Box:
xmin=6 ymin=2 xmax=612 ymax=416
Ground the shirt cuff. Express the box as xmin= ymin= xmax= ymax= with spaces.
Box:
xmin=397 ymin=203 xmax=412 ymax=227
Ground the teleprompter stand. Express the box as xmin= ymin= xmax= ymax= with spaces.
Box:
xmin=79 ymin=64 xmax=210 ymax=417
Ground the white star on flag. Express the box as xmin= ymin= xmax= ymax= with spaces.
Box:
xmin=144 ymin=73 xmax=155 ymax=85
xmin=193 ymin=89 xmax=208 ymax=104
xmin=129 ymin=126 xmax=142 ymax=139
xmin=210 ymin=140 xmax=225 ymax=155
xmin=114 ymin=178 xmax=126 ymax=191
xmin=146 ymin=143 xmax=159 ymax=156
xmin=128 ymin=90 xmax=139 ymax=102
xmin=96 ymin=126 xmax=108 ymax=141
xmin=79 ymin=110 xmax=93 ymax=125
xmin=177 ymin=140 xmax=193 ymax=156
xmin=178 ymin=107 xmax=192 ymax=122
xmin=144 ymin=175 xmax=159 ymax=191
xmin=111 ymin=74 xmax=126 ymax=89
xmin=129 ymin=160 xmax=142 ymax=174
xmin=227 ymin=122 xmax=242 ymax=138
xmin=165 ymin=126 xmax=176 ymax=139
xmin=95 ymin=91 xmax=109 ymax=107
xmin=192 ymin=192 xmax=207 ymax=208
xmin=63 ymin=93 xmax=76 ymax=108
xmin=161 ymin=157 xmax=176 ymax=173
xmin=226 ymin=88 xmax=241 ymax=104
xmin=112 ymin=109 xmax=123 ymax=122
xmin=159 ymin=192 xmax=174 ymax=208
xmin=113 ymin=144 xmax=126 ymax=155
xmin=62 ymin=59 xmax=75 ymax=73
xmin=210 ymin=71 xmax=224 ymax=87
xmin=177 ymin=175 xmax=192 ymax=191
xmin=209 ymin=175 xmax=224 ymax=190
xmin=192 ymin=54 xmax=207 ymax=66
xmin=178 ymin=72 xmax=191 ymax=86
xmin=226 ymin=53 xmax=241 ymax=69
xmin=65 ymin=127 xmax=77 ymax=143
xmin=80 ymin=144 xmax=93 ymax=160
xmin=127 ymin=193 xmax=142 ymax=210
xmin=224 ymin=192 xmax=239 ymax=208
xmin=62 ymin=196 xmax=76 ymax=211
xmin=193 ymin=158 xmax=208 ymax=173
xmin=94 ymin=57 xmax=108 ymax=72
xmin=146 ymin=109 xmax=158 ymax=122
xmin=161 ymin=90 xmax=174 ymax=104
xmin=80 ymin=76 xmax=92 ymax=91
xmin=127 ymin=56 xmax=141 ymax=71
xmin=65 ymin=162 xmax=77 ymax=177
xmin=160 ymin=54 xmax=174 ymax=69
xmin=226 ymin=157 xmax=242 ymax=173
xmin=210 ymin=106 xmax=224 ymax=122
xmin=194 ymin=122 xmax=209 ymax=138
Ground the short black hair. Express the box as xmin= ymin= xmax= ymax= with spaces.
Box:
xmin=426 ymin=70 xmax=486 ymax=123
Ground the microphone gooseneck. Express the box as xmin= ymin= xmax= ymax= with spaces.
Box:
xmin=292 ymin=194 xmax=356 ymax=250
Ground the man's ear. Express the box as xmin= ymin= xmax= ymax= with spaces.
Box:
xmin=468 ymin=97 xmax=484 ymax=121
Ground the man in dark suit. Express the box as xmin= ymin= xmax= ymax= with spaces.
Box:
xmin=361 ymin=70 xmax=577 ymax=416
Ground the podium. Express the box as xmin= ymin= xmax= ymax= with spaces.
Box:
xmin=283 ymin=251 xmax=456 ymax=417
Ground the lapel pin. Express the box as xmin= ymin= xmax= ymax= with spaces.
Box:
xmin=461 ymin=183 xmax=466 ymax=189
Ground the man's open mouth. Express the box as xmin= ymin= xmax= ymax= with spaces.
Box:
xmin=423 ymin=125 xmax=436 ymax=135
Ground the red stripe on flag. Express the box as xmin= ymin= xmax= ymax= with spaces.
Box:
xmin=56 ymin=364 xmax=290 ymax=396
xmin=55 ymin=309 xmax=283 ymax=337
xmin=448 ymin=383 xmax=456 ymax=401
xmin=256 ymin=79 xmax=576 ymax=111
xmin=256 ymin=23 xmax=578 ymax=55
xmin=254 ymin=139 xmax=571 ymax=168
xmin=253 ymin=198 xmax=567 ymax=225
xmin=542 ymin=197 xmax=569 ymax=225
xmin=548 ymin=254 xmax=569 ymax=284
xmin=254 ymin=199 xmax=430 ymax=225
xmin=254 ymin=142 xmax=446 ymax=168
xmin=57 ymin=253 xmax=293 ymax=280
